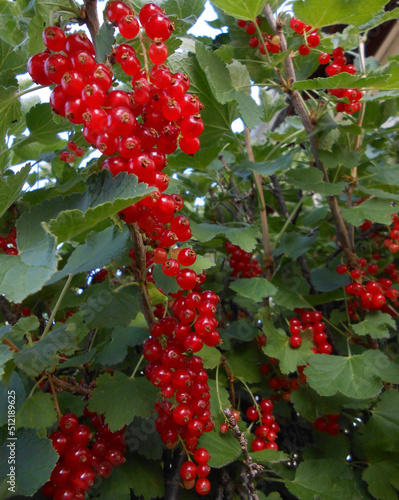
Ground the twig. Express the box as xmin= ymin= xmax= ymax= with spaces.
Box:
xmin=127 ymin=223 xmax=156 ymax=326
xmin=262 ymin=5 xmax=357 ymax=268
xmin=82 ymin=0 xmax=100 ymax=45
xmin=164 ymin=448 xmax=185 ymax=500
xmin=49 ymin=375 xmax=62 ymax=420
xmin=2 ymin=338 xmax=20 ymax=352
xmin=52 ymin=375 xmax=92 ymax=396
xmin=244 ymin=127 xmax=274 ymax=279
xmin=269 ymin=174 xmax=289 ymax=217
xmin=0 ymin=296 xmax=17 ymax=325
xmin=42 ymin=274 xmax=73 ymax=338
xmin=224 ymin=408 xmax=263 ymax=500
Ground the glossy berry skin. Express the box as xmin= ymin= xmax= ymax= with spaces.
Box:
xmin=43 ymin=26 xmax=67 ymax=51
xmin=106 ymin=0 xmax=131 ymax=22
xmin=290 ymin=336 xmax=302 ymax=348
xmin=145 ymin=13 xmax=174 ymax=41
xmin=246 ymin=406 xmax=258 ymax=421
xmin=180 ymin=461 xmax=197 ymax=481
xmin=59 ymin=413 xmax=79 ymax=433
xmin=28 ymin=53 xmax=52 ymax=86
xmin=195 ymin=478 xmax=211 ymax=496
xmin=193 ymin=447 xmax=210 ymax=464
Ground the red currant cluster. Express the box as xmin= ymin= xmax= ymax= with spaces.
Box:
xmin=288 ymin=309 xmax=332 ymax=354
xmin=149 ymin=355 xmax=213 ymax=495
xmin=237 ymin=17 xmax=281 ymax=54
xmin=42 ymin=410 xmax=126 ymax=499
xmin=268 ymin=373 xmax=301 ymax=403
xmin=314 ymin=414 xmax=340 ymax=436
xmin=336 ymin=257 xmax=399 ymax=315
xmin=59 ymin=140 xmax=84 ymax=163
xmin=179 ymin=448 xmax=211 ymax=495
xmin=0 ymin=227 xmax=18 ymax=255
xmin=289 ymin=17 xmax=321 ymax=56
xmin=383 ymin=213 xmax=399 ymax=253
xmin=225 ymin=240 xmax=262 ymax=279
xmin=246 ymin=399 xmax=280 ymax=452
xmin=289 ymin=18 xmax=363 ymax=115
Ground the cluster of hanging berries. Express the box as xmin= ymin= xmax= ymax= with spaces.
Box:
xmin=237 ymin=17 xmax=281 ymax=54
xmin=149 ymin=354 xmax=213 ymax=495
xmin=180 ymin=447 xmax=211 ymax=495
xmin=383 ymin=213 xmax=399 ymax=253
xmin=289 ymin=17 xmax=321 ymax=55
xmin=314 ymin=414 xmax=340 ymax=436
xmin=289 ymin=309 xmax=333 ymax=354
xmin=289 ymin=18 xmax=363 ymax=114
xmin=0 ymin=227 xmax=18 ymax=255
xmin=336 ymin=255 xmax=399 ymax=316
xmin=225 ymin=240 xmax=262 ymax=279
xmin=27 ymin=2 xmax=203 ymax=161
xmin=59 ymin=140 xmax=84 ymax=163
xmin=246 ymin=399 xmax=280 ymax=452
xmin=42 ymin=410 xmax=126 ymax=499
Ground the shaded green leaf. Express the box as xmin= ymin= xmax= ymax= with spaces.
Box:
xmin=341 ymin=198 xmax=397 ymax=225
xmin=0 ymin=86 xmax=22 ymax=145
xmin=210 ymin=0 xmax=265 ymax=20
xmin=95 ymin=22 xmax=115 ymax=63
xmin=16 ymin=392 xmax=57 ymax=432
xmin=88 ymin=373 xmax=159 ymax=431
xmin=230 ymin=277 xmax=277 ymax=301
xmin=352 ymin=312 xmax=395 ymax=339
xmin=293 ymin=0 xmax=388 ymax=28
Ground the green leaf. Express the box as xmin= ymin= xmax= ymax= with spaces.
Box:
xmin=0 ymin=428 xmax=58 ymax=497
xmin=198 ymin=423 xmax=242 ymax=468
xmin=13 ymin=325 xmax=76 ymax=377
xmin=97 ymin=315 xmax=149 ymax=366
xmin=96 ymin=462 xmax=133 ymax=500
xmin=230 ymin=278 xmax=277 ymax=301
xmin=352 ymin=312 xmax=395 ymax=339
xmin=16 ymin=392 xmax=57 ymax=432
xmin=236 ymin=91 xmax=262 ymax=129
xmin=341 ymin=198 xmax=398 ymax=225
xmin=126 ymin=414 xmax=164 ymax=460
xmin=251 ymin=449 xmax=289 ymax=465
xmin=310 ymin=268 xmax=349 ymax=292
xmin=236 ymin=152 xmax=293 ymax=176
xmin=0 ymin=40 xmax=27 ymax=87
xmin=195 ymin=41 xmax=237 ymax=104
xmin=126 ymin=455 xmax=165 ymax=500
xmin=293 ymin=72 xmax=389 ymax=91
xmin=0 ymin=86 xmax=22 ymax=145
xmin=23 ymin=103 xmax=68 ymax=145
xmin=163 ymin=0 xmax=205 ymax=24
xmin=198 ymin=344 xmax=221 ymax=369
xmin=293 ymin=0 xmax=388 ymax=28
xmin=47 ymin=170 xmax=154 ymax=242
xmin=210 ymin=0 xmax=265 ymax=20
xmin=276 ymin=233 xmax=318 ymax=259
xmin=304 ymin=351 xmax=388 ymax=399
xmin=285 ymin=458 xmax=356 ymax=499
xmin=220 ymin=319 xmax=259 ymax=349
xmin=0 ymin=372 xmax=26 ymax=426
xmin=227 ymin=343 xmax=263 ymax=383
xmin=9 ymin=317 xmax=39 ymax=343
xmin=284 ymin=169 xmax=346 ymax=196
xmin=146 ymin=282 xmax=168 ymax=306
xmin=362 ymin=390 xmax=399 ymax=458
xmin=95 ymin=22 xmax=115 ymax=63
xmin=363 ymin=461 xmax=399 ymax=500
xmin=263 ymin=322 xmax=314 ymax=374
xmin=153 ymin=264 xmax=180 ymax=295
xmin=190 ymin=222 xmax=259 ymax=252
xmin=81 ymin=287 xmax=141 ymax=329
xmin=88 ymin=373 xmax=159 ymax=431
xmin=47 ymin=226 xmax=130 ymax=284
xmin=0 ymin=345 xmax=12 ymax=381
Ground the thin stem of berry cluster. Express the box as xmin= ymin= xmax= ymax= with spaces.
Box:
xmin=244 ymin=127 xmax=274 ymax=279
xmin=42 ymin=274 xmax=74 ymax=338
xmin=262 ymin=3 xmax=358 ymax=268
xmin=49 ymin=374 xmax=63 ymax=420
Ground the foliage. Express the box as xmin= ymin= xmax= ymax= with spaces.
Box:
xmin=0 ymin=0 xmax=398 ymax=499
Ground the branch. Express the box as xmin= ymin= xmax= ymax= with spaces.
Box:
xmin=244 ymin=127 xmax=274 ymax=279
xmin=2 ymin=338 xmax=20 ymax=352
xmin=0 ymin=296 xmax=16 ymax=324
xmin=224 ymin=408 xmax=263 ymax=500
xmin=164 ymin=448 xmax=185 ymax=500
xmin=83 ymin=0 xmax=100 ymax=45
xmin=269 ymin=174 xmax=289 ymax=217
xmin=127 ymin=223 xmax=156 ymax=326
xmin=262 ymin=5 xmax=357 ymax=268
xmin=52 ymin=375 xmax=92 ymax=396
